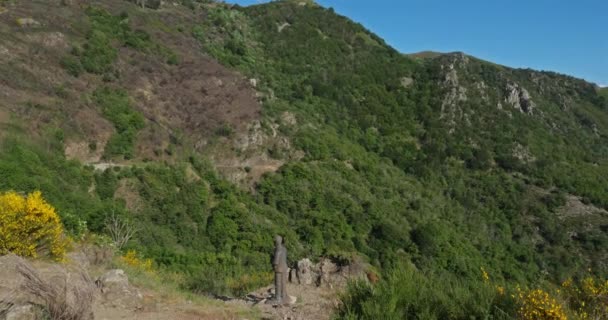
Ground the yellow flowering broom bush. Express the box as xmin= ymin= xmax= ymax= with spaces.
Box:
xmin=0 ymin=191 xmax=68 ymax=259
xmin=120 ymin=249 xmax=153 ymax=273
xmin=561 ymin=276 xmax=608 ymax=320
xmin=515 ymin=286 xmax=568 ymax=320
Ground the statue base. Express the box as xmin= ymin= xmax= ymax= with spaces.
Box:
xmin=265 ymin=295 xmax=297 ymax=306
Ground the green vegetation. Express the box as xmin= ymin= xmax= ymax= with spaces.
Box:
xmin=337 ymin=266 xmax=608 ymax=319
xmin=190 ymin=0 xmax=608 ymax=307
xmin=337 ymin=266 xmax=494 ymax=319
xmin=93 ymin=87 xmax=145 ymax=159
xmin=0 ymin=137 xmax=288 ymax=295
xmin=62 ymin=6 xmax=178 ymax=77
xmin=599 ymin=87 xmax=608 ymax=104
xmin=2 ymin=0 xmax=608 ymax=317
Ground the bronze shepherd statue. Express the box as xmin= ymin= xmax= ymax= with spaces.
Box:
xmin=269 ymin=235 xmax=289 ymax=305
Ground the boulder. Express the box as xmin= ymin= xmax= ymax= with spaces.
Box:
xmin=98 ymin=269 xmax=129 ymax=290
xmin=296 ymin=258 xmax=315 ymax=285
xmin=96 ymin=269 xmax=142 ymax=309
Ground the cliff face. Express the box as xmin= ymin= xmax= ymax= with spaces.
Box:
xmin=0 ymin=0 xmax=607 ymax=306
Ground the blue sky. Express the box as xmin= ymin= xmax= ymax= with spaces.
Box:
xmin=226 ymin=0 xmax=608 ymax=86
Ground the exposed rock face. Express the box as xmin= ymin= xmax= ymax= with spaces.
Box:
xmin=439 ymin=55 xmax=469 ymax=133
xmin=512 ymin=143 xmax=536 ymax=163
xmin=400 ymin=76 xmax=414 ymax=88
xmin=280 ymin=111 xmax=297 ymax=126
xmin=296 ymin=258 xmax=314 ymax=285
xmin=291 ymin=258 xmax=368 ymax=288
xmin=277 ymin=22 xmax=291 ymax=32
xmin=505 ymin=83 xmax=536 ymax=114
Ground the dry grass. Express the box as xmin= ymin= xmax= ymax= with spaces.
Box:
xmin=17 ymin=260 xmax=96 ymax=320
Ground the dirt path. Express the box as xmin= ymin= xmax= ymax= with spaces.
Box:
xmin=0 ymin=253 xmax=257 ymax=320
xmin=221 ymin=283 xmax=340 ymax=320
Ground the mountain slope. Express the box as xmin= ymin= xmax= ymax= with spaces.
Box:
xmin=0 ymin=0 xmax=607 ymax=318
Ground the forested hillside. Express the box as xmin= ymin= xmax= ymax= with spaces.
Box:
xmin=0 ymin=0 xmax=607 ymax=318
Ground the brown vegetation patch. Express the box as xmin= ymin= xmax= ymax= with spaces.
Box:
xmin=118 ymin=53 xmax=261 ymax=148
xmin=113 ymin=178 xmax=144 ymax=213
xmin=0 ymin=0 xmax=262 ymax=165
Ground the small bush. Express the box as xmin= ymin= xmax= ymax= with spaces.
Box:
xmin=215 ymin=124 xmax=234 ymax=137
xmin=336 ymin=266 xmax=494 ymax=319
xmin=60 ymin=56 xmax=83 ymax=77
xmin=0 ymin=191 xmax=69 ymax=259
xmin=80 ymin=30 xmax=117 ymax=74
xmin=561 ymin=277 xmax=608 ymax=320
xmin=166 ymin=52 xmax=179 ymax=65
xmin=514 ymin=287 xmax=568 ymax=320
xmin=120 ymin=249 xmax=153 ymax=273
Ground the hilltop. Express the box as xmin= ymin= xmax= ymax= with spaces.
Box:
xmin=0 ymin=0 xmax=607 ymax=319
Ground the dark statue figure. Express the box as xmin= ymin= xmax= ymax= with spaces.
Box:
xmin=270 ymin=235 xmax=289 ymax=305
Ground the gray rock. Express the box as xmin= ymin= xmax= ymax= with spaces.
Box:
xmin=400 ymin=77 xmax=414 ymax=88
xmin=98 ymin=269 xmax=129 ymax=290
xmin=97 ymin=269 xmax=141 ymax=309
xmin=280 ymin=112 xmax=297 ymax=126
xmin=277 ymin=22 xmax=291 ymax=33
xmin=317 ymin=259 xmax=339 ymax=287
xmin=505 ymin=83 xmax=535 ymax=114
xmin=296 ymin=259 xmax=314 ymax=285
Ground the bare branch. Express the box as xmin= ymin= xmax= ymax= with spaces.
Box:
xmin=104 ymin=211 xmax=139 ymax=250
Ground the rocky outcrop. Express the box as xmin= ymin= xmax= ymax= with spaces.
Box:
xmin=512 ymin=143 xmax=536 ymax=163
xmin=295 ymin=258 xmax=314 ymax=285
xmin=505 ymin=83 xmax=535 ymax=114
xmin=277 ymin=22 xmax=291 ymax=32
xmin=439 ymin=54 xmax=470 ymax=133
xmin=400 ymin=76 xmax=414 ymax=88
xmin=291 ymin=258 xmax=368 ymax=288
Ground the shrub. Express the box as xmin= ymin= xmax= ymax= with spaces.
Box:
xmin=120 ymin=249 xmax=153 ymax=273
xmin=92 ymin=87 xmax=145 ymax=159
xmin=60 ymin=56 xmax=84 ymax=77
xmin=335 ymin=266 xmax=495 ymax=319
xmin=514 ymin=287 xmax=568 ymax=320
xmin=0 ymin=191 xmax=69 ymax=259
xmin=561 ymin=276 xmax=608 ymax=320
xmin=80 ymin=30 xmax=117 ymax=74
